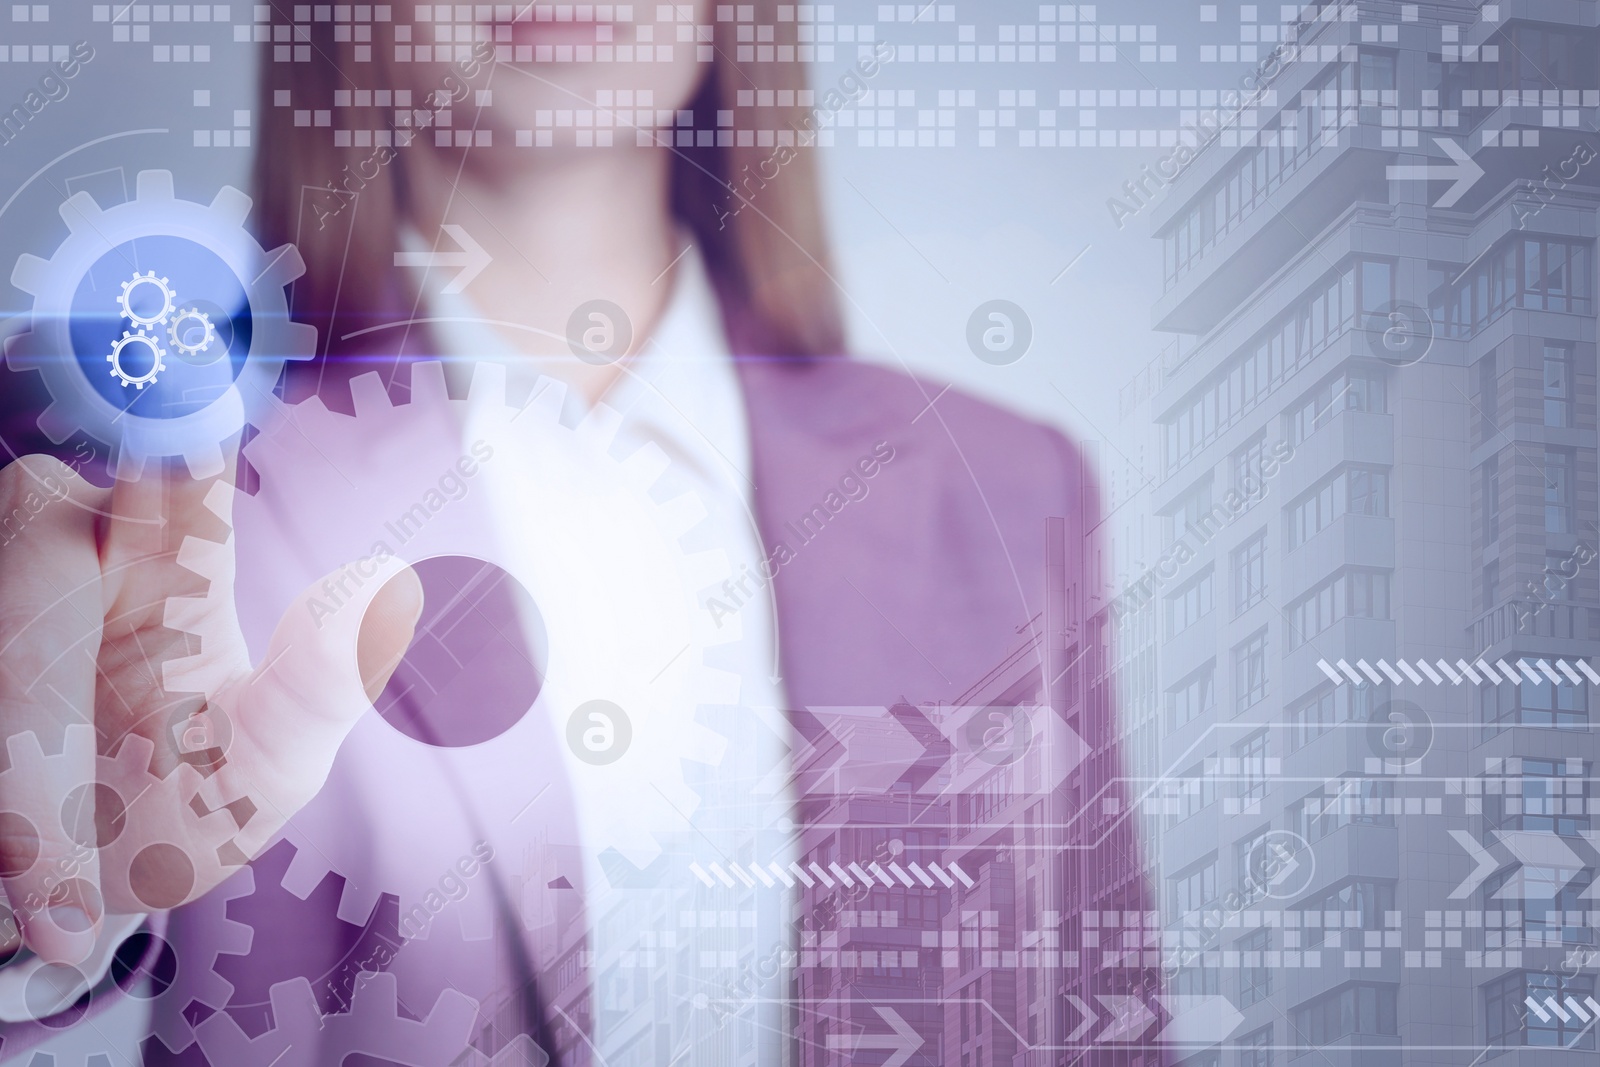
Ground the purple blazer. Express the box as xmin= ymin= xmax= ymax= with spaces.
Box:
xmin=0 ymin=355 xmax=1160 ymax=1066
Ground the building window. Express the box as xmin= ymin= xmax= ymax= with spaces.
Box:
xmin=1297 ymin=881 xmax=1395 ymax=948
xmin=1161 ymin=258 xmax=1394 ymax=475
xmin=1233 ymin=532 xmax=1268 ymax=614
xmin=1286 ymin=369 xmax=1388 ymax=447
xmin=1291 ymin=983 xmax=1398 ymax=1052
xmin=1477 ymin=351 xmax=1497 ymax=439
xmin=1170 ymin=479 xmax=1215 ymax=546
xmin=1485 ymin=972 xmax=1597 ymax=1048
xmin=1235 ymin=730 xmax=1270 ymax=806
xmin=1287 ymin=682 xmax=1390 ymax=750
xmin=1480 ymin=676 xmax=1589 ymax=728
xmin=1545 ymin=449 xmax=1572 ymax=533
xmin=1544 ymin=343 xmax=1572 ymax=427
xmin=1483 ymin=758 xmax=1589 ymax=836
xmin=1233 ymin=434 xmax=1270 ymax=500
xmin=1168 ymin=663 xmax=1216 ymax=730
xmin=1237 ymin=930 xmax=1272 ymax=1008
xmin=1290 ymin=778 xmax=1395 ymax=843
xmin=1287 ymin=569 xmax=1391 ymax=648
xmin=1234 ymin=631 xmax=1269 ymax=711
xmin=1172 ymin=856 xmax=1218 ymax=914
xmin=1238 ymin=1026 xmax=1272 ymax=1067
xmin=1481 ymin=560 xmax=1498 ymax=610
xmin=1174 ymin=761 xmax=1218 ymax=822
xmin=1287 ymin=466 xmax=1389 ymax=548
xmin=1167 ymin=568 xmax=1215 ymax=638
xmin=1432 ymin=237 xmax=1594 ymax=337
xmin=1172 ymin=966 xmax=1222 ymax=997
xmin=1481 ymin=457 xmax=1499 ymax=542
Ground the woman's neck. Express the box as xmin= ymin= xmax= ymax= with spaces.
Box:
xmin=403 ymin=147 xmax=683 ymax=405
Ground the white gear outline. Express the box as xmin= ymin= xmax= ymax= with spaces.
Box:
xmin=166 ymin=306 xmax=217 ymax=359
xmin=5 ymin=169 xmax=317 ymax=480
xmin=194 ymin=970 xmax=488 ymax=1067
xmin=168 ymin=360 xmax=738 ymax=940
xmin=0 ymin=724 xmax=249 ymax=1057
xmin=118 ymin=269 xmax=176 ymax=329
xmin=107 ymin=330 xmax=166 ymax=389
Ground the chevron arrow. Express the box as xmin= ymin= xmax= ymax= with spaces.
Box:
xmin=1492 ymin=832 xmax=1587 ymax=899
xmin=825 ymin=1006 xmax=923 ymax=1067
xmin=1157 ymin=995 xmax=1245 ymax=1045
xmin=1063 ymin=995 xmax=1097 ymax=1042
xmin=1449 ymin=829 xmax=1507 ymax=899
xmin=1094 ymin=994 xmax=1157 ymax=1042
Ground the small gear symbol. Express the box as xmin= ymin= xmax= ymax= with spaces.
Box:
xmin=118 ymin=269 xmax=177 ymax=329
xmin=166 ymin=306 xmax=216 ymax=358
xmin=107 ymin=329 xmax=166 ymax=389
xmin=5 ymin=169 xmax=317 ymax=479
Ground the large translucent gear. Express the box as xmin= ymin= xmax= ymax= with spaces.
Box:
xmin=5 ymin=169 xmax=316 ymax=480
xmin=0 ymin=725 xmax=248 ymax=1055
xmin=170 ymin=360 xmax=736 ymax=940
xmin=193 ymin=971 xmax=484 ymax=1067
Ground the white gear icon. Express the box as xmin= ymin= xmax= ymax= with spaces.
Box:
xmin=166 ymin=306 xmax=217 ymax=359
xmin=118 ymin=269 xmax=177 ymax=329
xmin=5 ymin=169 xmax=316 ymax=480
xmin=194 ymin=971 xmax=492 ymax=1067
xmin=167 ymin=360 xmax=737 ymax=941
xmin=107 ymin=329 xmax=166 ymax=389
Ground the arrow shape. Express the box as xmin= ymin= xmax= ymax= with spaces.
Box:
xmin=1449 ymin=829 xmax=1506 ymax=899
xmin=1493 ymin=832 xmax=1586 ymax=899
xmin=393 ymin=223 xmax=492 ymax=294
xmin=1064 ymin=994 xmax=1097 ymax=1042
xmin=1157 ymin=995 xmax=1245 ymax=1044
xmin=825 ymin=1007 xmax=923 ymax=1067
xmin=1094 ymin=994 xmax=1157 ymax=1042
xmin=1385 ymin=137 xmax=1484 ymax=207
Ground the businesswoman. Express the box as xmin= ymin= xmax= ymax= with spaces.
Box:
xmin=0 ymin=3 xmax=1156 ymax=1064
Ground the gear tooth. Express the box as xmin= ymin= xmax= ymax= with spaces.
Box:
xmin=58 ymin=191 xmax=102 ymax=233
xmin=424 ymin=987 xmax=482 ymax=1036
xmin=409 ymin=359 xmax=449 ymax=403
xmin=5 ymin=730 xmax=45 ymax=768
xmin=268 ymin=977 xmax=320 ymax=1018
xmin=59 ymin=723 xmax=98 ymax=761
xmin=136 ymin=169 xmax=177 ymax=202
xmin=576 ymin=401 xmax=623 ymax=451
xmin=35 ymin=401 xmax=77 ymax=444
xmin=348 ymin=371 xmax=393 ymax=415
xmin=4 ymin=329 xmax=48 ymax=372
xmin=521 ymin=376 xmax=566 ymax=422
xmin=335 ymin=881 xmax=384 ymax=926
xmin=657 ymin=492 xmax=708 ymax=537
xmin=283 ymin=321 xmax=319 ymax=361
xmin=111 ymin=732 xmax=157 ymax=774
xmin=112 ymin=447 xmax=149 ymax=482
xmin=208 ymin=184 xmax=253 ymax=226
xmin=621 ymin=440 xmax=671 ymax=489
xmin=10 ymin=252 xmax=48 ymax=297
xmin=259 ymin=240 xmax=307 ymax=285
xmin=346 ymin=969 xmax=399 ymax=1008
xmin=467 ymin=359 xmax=508 ymax=405
xmin=181 ymin=442 xmax=227 ymax=480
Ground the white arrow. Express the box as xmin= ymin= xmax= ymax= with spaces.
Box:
xmin=393 ymin=223 xmax=492 ymax=294
xmin=1493 ymin=832 xmax=1587 ymax=899
xmin=1449 ymin=829 xmax=1505 ymax=899
xmin=1063 ymin=995 xmax=1097 ymax=1042
xmin=825 ymin=1006 xmax=923 ymax=1067
xmin=1158 ymin=995 xmax=1245 ymax=1045
xmin=1386 ymin=137 xmax=1484 ymax=207
xmin=1094 ymin=994 xmax=1157 ymax=1042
